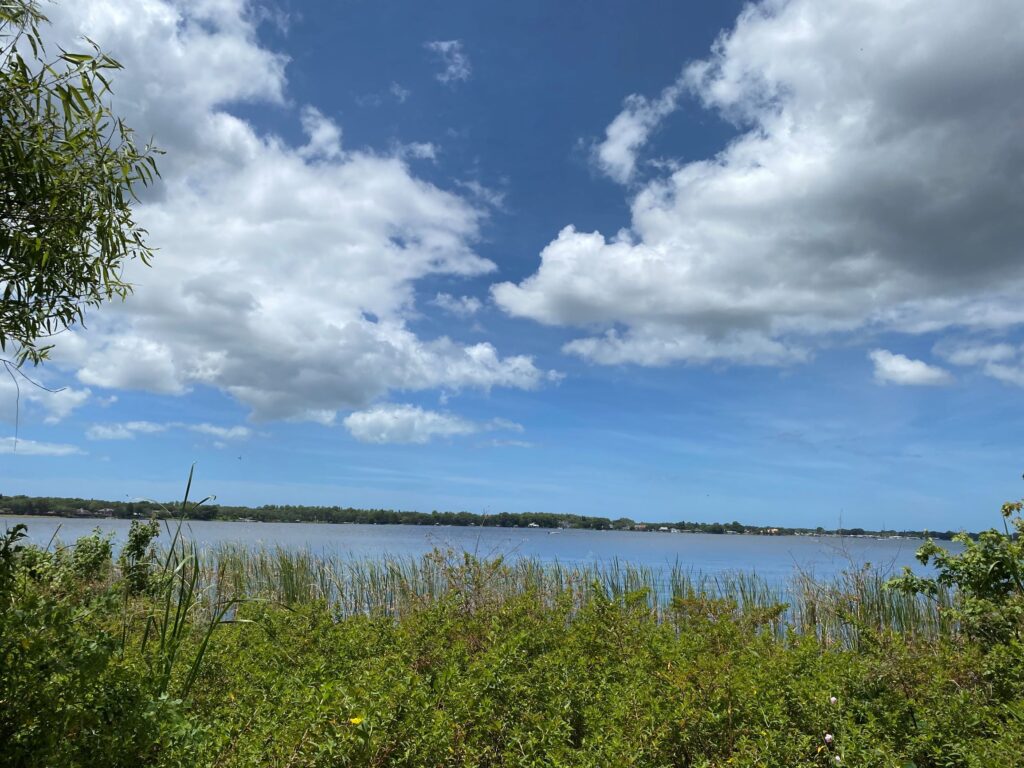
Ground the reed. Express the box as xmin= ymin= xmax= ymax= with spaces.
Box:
xmin=178 ymin=541 xmax=951 ymax=644
xmin=130 ymin=467 xmax=244 ymax=698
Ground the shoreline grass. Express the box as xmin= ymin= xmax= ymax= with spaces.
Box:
xmin=191 ymin=542 xmax=954 ymax=645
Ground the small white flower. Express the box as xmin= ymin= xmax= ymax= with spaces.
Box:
xmin=829 ymin=695 xmax=838 ymax=705
xmin=824 ymin=733 xmax=834 ymax=744
xmin=834 ymin=756 xmax=841 ymax=764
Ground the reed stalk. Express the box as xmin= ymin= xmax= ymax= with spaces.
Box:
xmin=173 ymin=540 xmax=951 ymax=644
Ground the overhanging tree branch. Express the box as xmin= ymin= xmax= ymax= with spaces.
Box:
xmin=0 ymin=0 xmax=161 ymax=365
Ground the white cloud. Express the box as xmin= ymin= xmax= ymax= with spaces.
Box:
xmin=86 ymin=424 xmax=130 ymax=440
xmin=298 ymin=106 xmax=342 ymax=160
xmin=494 ymin=0 xmax=1024 ymax=368
xmin=985 ymin=364 xmax=1024 ymax=387
xmin=869 ymin=350 xmax=951 ymax=387
xmin=358 ymin=82 xmax=412 ymax=107
xmin=936 ymin=340 xmax=1024 ymax=387
xmin=86 ymin=420 xmax=249 ymax=440
xmin=432 ymin=292 xmax=483 ymax=317
xmin=343 ymin=404 xmax=522 ymax=445
xmin=187 ymin=423 xmax=252 ymax=439
xmin=344 ymin=404 xmax=477 ymax=444
xmin=425 ymin=40 xmax=471 ymax=84
xmin=457 ymin=180 xmax=506 ymax=210
xmin=86 ymin=421 xmax=167 ymax=440
xmin=564 ymin=325 xmax=805 ymax=367
xmin=594 ymin=78 xmax=686 ymax=184
xmin=72 ymin=336 xmax=188 ymax=395
xmin=40 ymin=1 xmax=551 ymax=423
xmin=390 ymin=82 xmax=410 ymax=103
xmin=37 ymin=387 xmax=91 ymax=424
xmin=935 ymin=341 xmax=1017 ymax=367
xmin=487 ymin=418 xmax=524 ymax=433
xmin=395 ymin=141 xmax=437 ymax=161
xmin=0 ymin=372 xmax=91 ymax=425
xmin=0 ymin=437 xmax=83 ymax=456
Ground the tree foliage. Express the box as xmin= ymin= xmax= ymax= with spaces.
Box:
xmin=889 ymin=499 xmax=1024 ymax=644
xmin=0 ymin=0 xmax=160 ymax=364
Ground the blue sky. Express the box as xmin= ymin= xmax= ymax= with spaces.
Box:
xmin=3 ymin=0 xmax=1023 ymax=530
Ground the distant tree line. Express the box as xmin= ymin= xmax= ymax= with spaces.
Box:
xmin=0 ymin=493 xmax=970 ymax=539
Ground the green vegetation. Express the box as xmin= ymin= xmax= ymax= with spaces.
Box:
xmin=0 ymin=492 xmax=968 ymax=540
xmin=3 ymin=492 xmax=1024 ymax=766
xmin=0 ymin=0 xmax=159 ymax=364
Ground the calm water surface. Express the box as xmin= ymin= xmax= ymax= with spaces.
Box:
xmin=3 ymin=516 xmax=961 ymax=585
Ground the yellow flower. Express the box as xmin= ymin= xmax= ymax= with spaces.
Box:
xmin=349 ymin=716 xmax=364 ymax=725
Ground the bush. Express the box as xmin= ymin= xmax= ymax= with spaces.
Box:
xmin=0 ymin=525 xmax=183 ymax=766
xmin=4 ymin=517 xmax=1024 ymax=766
xmin=889 ymin=498 xmax=1024 ymax=645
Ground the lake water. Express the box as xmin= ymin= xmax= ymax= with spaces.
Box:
xmin=2 ymin=515 xmax=960 ymax=586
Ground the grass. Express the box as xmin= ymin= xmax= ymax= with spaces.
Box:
xmin=192 ymin=542 xmax=952 ymax=644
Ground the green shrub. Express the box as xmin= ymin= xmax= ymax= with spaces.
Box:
xmin=0 ymin=525 xmax=184 ymax=767
xmin=889 ymin=498 xmax=1024 ymax=645
xmin=4 ymin=513 xmax=1024 ymax=766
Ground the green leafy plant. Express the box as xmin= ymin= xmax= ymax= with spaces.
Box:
xmin=889 ymin=498 xmax=1024 ymax=644
xmin=120 ymin=517 xmax=161 ymax=595
xmin=134 ymin=467 xmax=244 ymax=701
xmin=0 ymin=525 xmax=178 ymax=766
xmin=0 ymin=0 xmax=161 ymax=364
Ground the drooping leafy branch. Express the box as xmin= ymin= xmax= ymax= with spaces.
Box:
xmin=0 ymin=0 xmax=161 ymax=364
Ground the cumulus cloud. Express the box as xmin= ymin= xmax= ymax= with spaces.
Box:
xmin=594 ymin=78 xmax=686 ymax=184
xmin=432 ymin=293 xmax=483 ymax=317
xmin=0 ymin=437 xmax=83 ymax=456
xmin=425 ymin=40 xmax=471 ymax=84
xmin=344 ymin=404 xmax=470 ymax=444
xmin=869 ymin=350 xmax=951 ymax=386
xmin=494 ymin=0 xmax=1024 ymax=368
xmin=343 ymin=404 xmax=522 ymax=444
xmin=40 ymin=1 xmax=551 ymax=423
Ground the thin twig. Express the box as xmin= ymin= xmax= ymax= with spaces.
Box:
xmin=1 ymin=356 xmax=66 ymax=455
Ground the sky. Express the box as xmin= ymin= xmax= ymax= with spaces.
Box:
xmin=2 ymin=0 xmax=1024 ymax=531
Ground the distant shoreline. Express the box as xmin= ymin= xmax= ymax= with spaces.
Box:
xmin=0 ymin=495 xmax=971 ymax=540
xmin=1 ymin=513 xmax=931 ymax=541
